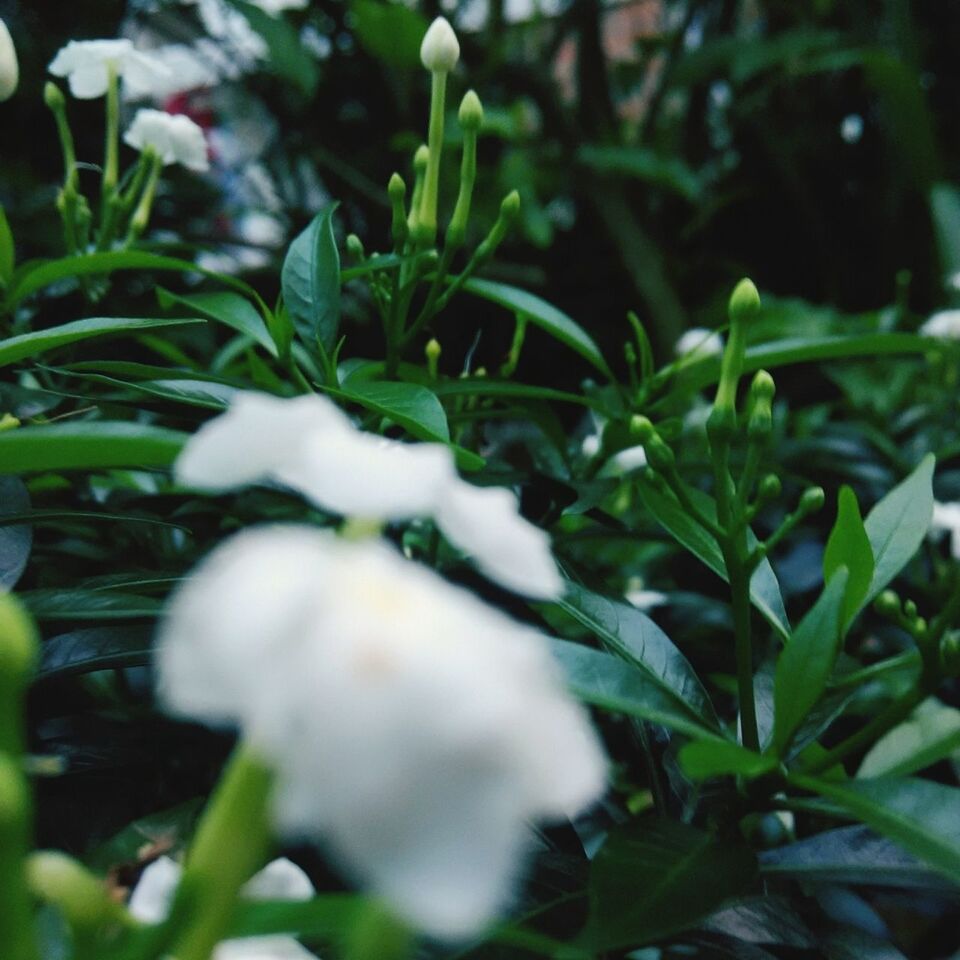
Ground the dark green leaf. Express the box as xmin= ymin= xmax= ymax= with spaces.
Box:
xmin=550 ymin=639 xmax=725 ymax=741
xmin=0 ymin=476 xmax=31 ymax=589
xmin=228 ymin=896 xmax=365 ymax=940
xmin=577 ymin=145 xmax=703 ymax=201
xmin=0 ymin=422 xmax=186 ymax=474
xmin=585 ymin=820 xmax=757 ymax=951
xmin=21 ymin=590 xmax=162 ymax=620
xmin=636 ymin=475 xmax=790 ymax=639
xmin=157 ymin=288 xmax=276 ymax=357
xmin=858 ymin=698 xmax=960 ymax=779
xmin=678 ymin=740 xmax=777 ymax=781
xmin=772 ymin=571 xmax=848 ymax=756
xmin=38 ymin=625 xmax=153 ymax=681
xmin=863 ymin=454 xmax=935 ymax=603
xmin=461 ymin=278 xmax=611 ymax=377
xmin=823 ymin=487 xmax=874 ymax=627
xmin=790 ymin=773 xmax=960 ymax=885
xmin=558 ymin=583 xmax=718 ymax=728
xmin=350 ymin=0 xmax=427 ymax=67
xmin=0 ymin=317 xmax=204 ymax=370
xmin=282 ymin=206 xmax=341 ymax=355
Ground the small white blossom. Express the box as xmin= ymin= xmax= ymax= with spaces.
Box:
xmin=175 ymin=392 xmax=562 ymax=598
xmin=129 ymin=855 xmax=317 ymax=959
xmin=0 ymin=18 xmax=18 ymax=101
xmin=124 ymin=109 xmax=210 ymax=172
xmin=122 ymin=44 xmax=218 ymax=101
xmin=420 ymin=17 xmax=460 ymax=72
xmin=931 ymin=501 xmax=960 ymax=558
xmin=920 ymin=310 xmax=960 ymax=341
xmin=675 ymin=327 xmax=724 ymax=359
xmin=48 ymin=39 xmax=170 ymax=99
xmin=156 ymin=526 xmax=606 ymax=938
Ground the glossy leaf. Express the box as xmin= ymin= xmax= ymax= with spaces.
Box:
xmin=230 ymin=0 xmax=319 ymax=95
xmin=863 ymin=454 xmax=935 ymax=603
xmin=823 ymin=486 xmax=874 ymax=627
xmin=461 ymin=278 xmax=612 ymax=377
xmin=0 ymin=316 xmax=203 ymax=370
xmin=157 ymin=288 xmax=276 ymax=356
xmin=20 ymin=590 xmax=162 ymax=620
xmin=772 ymin=571 xmax=848 ymax=756
xmin=791 ymin=773 xmax=960 ymax=885
xmin=282 ymin=205 xmax=341 ymax=355
xmin=0 ymin=476 xmax=31 ymax=590
xmin=38 ymin=625 xmax=153 ymax=681
xmin=585 ymin=820 xmax=757 ymax=951
xmin=636 ymin=475 xmax=790 ymax=639
xmin=0 ymin=422 xmax=186 ymax=473
xmin=350 ymin=0 xmax=427 ymax=67
xmin=549 ymin=639 xmax=725 ymax=742
xmin=678 ymin=740 xmax=777 ymax=781
xmin=558 ymin=582 xmax=718 ymax=728
xmin=858 ymin=698 xmax=960 ymax=779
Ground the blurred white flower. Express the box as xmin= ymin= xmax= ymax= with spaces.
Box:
xmin=122 ymin=44 xmax=218 ymax=101
xmin=931 ymin=501 xmax=960 ymax=558
xmin=156 ymin=526 xmax=606 ymax=938
xmin=0 ymin=18 xmax=18 ymax=102
xmin=920 ymin=310 xmax=960 ymax=341
xmin=183 ymin=0 xmax=269 ymax=67
xmin=48 ymin=39 xmax=170 ymax=99
xmin=675 ymin=327 xmax=723 ymax=359
xmin=124 ymin=109 xmax=210 ymax=172
xmin=624 ymin=577 xmax=667 ymax=611
xmin=420 ymin=17 xmax=460 ymax=72
xmin=129 ymin=855 xmax=316 ymax=959
xmin=247 ymin=0 xmax=310 ymax=13
xmin=175 ymin=392 xmax=562 ymax=598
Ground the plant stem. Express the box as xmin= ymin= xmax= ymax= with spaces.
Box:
xmin=343 ymin=902 xmax=413 ymax=960
xmin=102 ymin=65 xmax=119 ymax=206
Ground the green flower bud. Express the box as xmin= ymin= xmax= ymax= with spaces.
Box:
xmin=757 ymin=473 xmax=782 ymax=503
xmin=0 ymin=413 xmax=19 ymax=432
xmin=26 ymin=851 xmax=127 ymax=932
xmin=940 ymin=631 xmax=960 ymax=677
xmin=459 ymin=89 xmax=484 ymax=131
xmin=414 ymin=144 xmax=430 ymax=173
xmin=629 ymin=415 xmax=655 ymax=443
xmin=875 ymin=589 xmax=901 ymax=618
xmin=0 ymin=593 xmax=38 ymax=691
xmin=799 ymin=486 xmax=825 ymax=515
xmin=388 ymin=172 xmax=406 ymax=203
xmin=500 ymin=189 xmax=521 ymax=222
xmin=425 ymin=338 xmax=441 ymax=379
xmin=729 ymin=277 xmax=761 ymax=325
xmin=904 ymin=599 xmax=918 ymax=620
xmin=750 ymin=369 xmax=775 ymax=403
xmin=346 ymin=234 xmax=365 ymax=260
xmin=43 ymin=80 xmax=64 ymax=112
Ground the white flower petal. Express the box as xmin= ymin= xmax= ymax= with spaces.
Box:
xmin=920 ymin=310 xmax=960 ymax=341
xmin=436 ymin=481 xmax=563 ymax=598
xmin=0 ymin=18 xmax=18 ymax=102
xmin=675 ymin=327 xmax=723 ymax=359
xmin=124 ymin=109 xmax=210 ymax=172
xmin=931 ymin=500 xmax=960 ymax=559
xmin=240 ymin=858 xmax=314 ymax=901
xmin=123 ymin=44 xmax=218 ymax=101
xmin=48 ymin=39 xmax=170 ymax=99
xmin=420 ymin=17 xmax=460 ymax=72
xmin=127 ymin=856 xmax=182 ymax=924
xmin=214 ymin=938 xmax=318 ymax=960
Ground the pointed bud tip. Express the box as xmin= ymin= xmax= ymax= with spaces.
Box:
xmin=729 ymin=277 xmax=761 ymax=324
xmin=44 ymin=80 xmax=65 ymax=110
xmin=459 ymin=89 xmax=483 ymax=130
xmin=629 ymin=414 xmax=655 ymax=443
xmin=799 ymin=486 xmax=825 ymax=514
xmin=425 ymin=338 xmax=442 ymax=359
xmin=501 ymin=190 xmax=521 ymax=218
xmin=751 ymin=369 xmax=775 ymax=401
xmin=388 ymin=173 xmax=406 ymax=200
xmin=420 ymin=16 xmax=460 ymax=73
xmin=413 ymin=144 xmax=430 ymax=171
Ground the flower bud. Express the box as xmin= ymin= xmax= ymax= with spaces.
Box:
xmin=459 ymin=89 xmax=483 ymax=131
xmin=629 ymin=414 xmax=655 ymax=444
xmin=425 ymin=338 xmax=441 ymax=379
xmin=757 ymin=473 xmax=782 ymax=504
xmin=729 ymin=277 xmax=761 ymax=326
xmin=940 ymin=631 xmax=960 ymax=677
xmin=0 ymin=593 xmax=38 ymax=691
xmin=43 ymin=80 xmax=65 ymax=112
xmin=798 ymin=486 xmax=825 ymax=515
xmin=420 ymin=17 xmax=460 ymax=73
xmin=747 ymin=370 xmax=775 ymax=443
xmin=414 ymin=144 xmax=430 ymax=173
xmin=500 ymin=189 xmax=521 ymax=222
xmin=875 ymin=589 xmax=901 ymax=618
xmin=750 ymin=369 xmax=775 ymax=403
xmin=346 ymin=233 xmax=364 ymax=260
xmin=26 ymin=851 xmax=126 ymax=932
xmin=903 ymin=599 xmax=918 ymax=621
xmin=388 ymin=172 xmax=406 ymax=203
xmin=0 ymin=18 xmax=18 ymax=102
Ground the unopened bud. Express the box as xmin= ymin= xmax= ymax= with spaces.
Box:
xmin=757 ymin=474 xmax=782 ymax=503
xmin=750 ymin=369 xmax=775 ymax=403
xmin=26 ymin=852 xmax=125 ymax=931
xmin=346 ymin=234 xmax=364 ymax=260
xmin=875 ymin=589 xmax=901 ymax=618
xmin=729 ymin=277 xmax=761 ymax=325
xmin=414 ymin=144 xmax=430 ymax=173
xmin=425 ymin=338 xmax=441 ymax=379
xmin=0 ymin=18 xmax=18 ymax=102
xmin=799 ymin=486 xmax=825 ymax=515
xmin=0 ymin=593 xmax=38 ymax=691
xmin=500 ymin=189 xmax=521 ymax=222
xmin=629 ymin=415 xmax=655 ymax=443
xmin=420 ymin=17 xmax=460 ymax=73
xmin=459 ymin=89 xmax=484 ymax=131
xmin=941 ymin=632 xmax=960 ymax=676
xmin=904 ymin=599 xmax=918 ymax=620
xmin=43 ymin=80 xmax=65 ymax=112
xmin=388 ymin=173 xmax=406 ymax=203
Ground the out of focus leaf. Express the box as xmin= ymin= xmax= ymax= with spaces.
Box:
xmin=0 ymin=476 xmax=31 ymax=590
xmin=858 ymin=698 xmax=960 ymax=779
xmin=350 ymin=0 xmax=427 ymax=67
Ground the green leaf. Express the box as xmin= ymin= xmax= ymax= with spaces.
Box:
xmin=772 ymin=571 xmax=848 ymax=757
xmin=858 ymin=698 xmax=960 ymax=779
xmin=790 ymin=773 xmax=960 ymax=886
xmin=585 ymin=820 xmax=757 ymax=951
xmin=461 ymin=278 xmax=612 ymax=378
xmin=636 ymin=475 xmax=790 ymax=640
xmin=157 ymin=288 xmax=276 ymax=357
xmin=0 ymin=205 xmax=14 ymax=287
xmin=0 ymin=422 xmax=186 ymax=474
xmin=20 ymin=590 xmax=162 ymax=620
xmin=282 ymin=205 xmax=341 ymax=356
xmin=577 ymin=145 xmax=703 ymax=201
xmin=558 ymin=583 xmax=718 ymax=729
xmin=350 ymin=0 xmax=428 ymax=67
xmin=0 ymin=316 xmax=203 ymax=370
xmin=678 ymin=740 xmax=777 ymax=781
xmin=863 ymin=454 xmax=935 ymax=603
xmin=228 ymin=896 xmax=364 ymax=941
xmin=0 ymin=476 xmax=31 ymax=589
xmin=823 ymin=486 xmax=874 ymax=627
xmin=7 ymin=250 xmax=262 ymax=309
xmin=38 ymin=625 xmax=153 ymax=681
xmin=549 ymin=639 xmax=725 ymax=742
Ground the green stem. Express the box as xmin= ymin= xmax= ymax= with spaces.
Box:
xmin=102 ymin=65 xmax=120 ymax=205
xmin=343 ymin=902 xmax=413 ymax=960
xmin=124 ymin=154 xmax=163 ymax=246
xmin=0 ymin=757 xmax=38 ymax=960
xmin=164 ymin=746 xmax=274 ymax=960
xmin=416 ymin=70 xmax=447 ymax=247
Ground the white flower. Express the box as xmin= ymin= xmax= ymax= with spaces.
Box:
xmin=48 ymin=39 xmax=170 ymax=99
xmin=156 ymin=526 xmax=606 ymax=938
xmin=175 ymin=392 xmax=562 ymax=598
xmin=124 ymin=109 xmax=210 ymax=172
xmin=129 ymin=855 xmax=317 ymax=959
xmin=247 ymin=0 xmax=309 ymax=13
xmin=420 ymin=17 xmax=460 ymax=72
xmin=920 ymin=310 xmax=960 ymax=341
xmin=0 ymin=18 xmax=18 ymax=102
xmin=122 ymin=44 xmax=218 ymax=101
xmin=931 ymin=501 xmax=960 ymax=558
xmin=624 ymin=577 xmax=667 ymax=611
xmin=675 ymin=327 xmax=724 ymax=359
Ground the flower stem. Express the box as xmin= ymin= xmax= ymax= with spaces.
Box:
xmin=416 ymin=70 xmax=447 ymax=247
xmin=102 ymin=65 xmax=119 ymax=204
xmin=343 ymin=902 xmax=414 ymax=960
xmin=164 ymin=745 xmax=274 ymax=960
